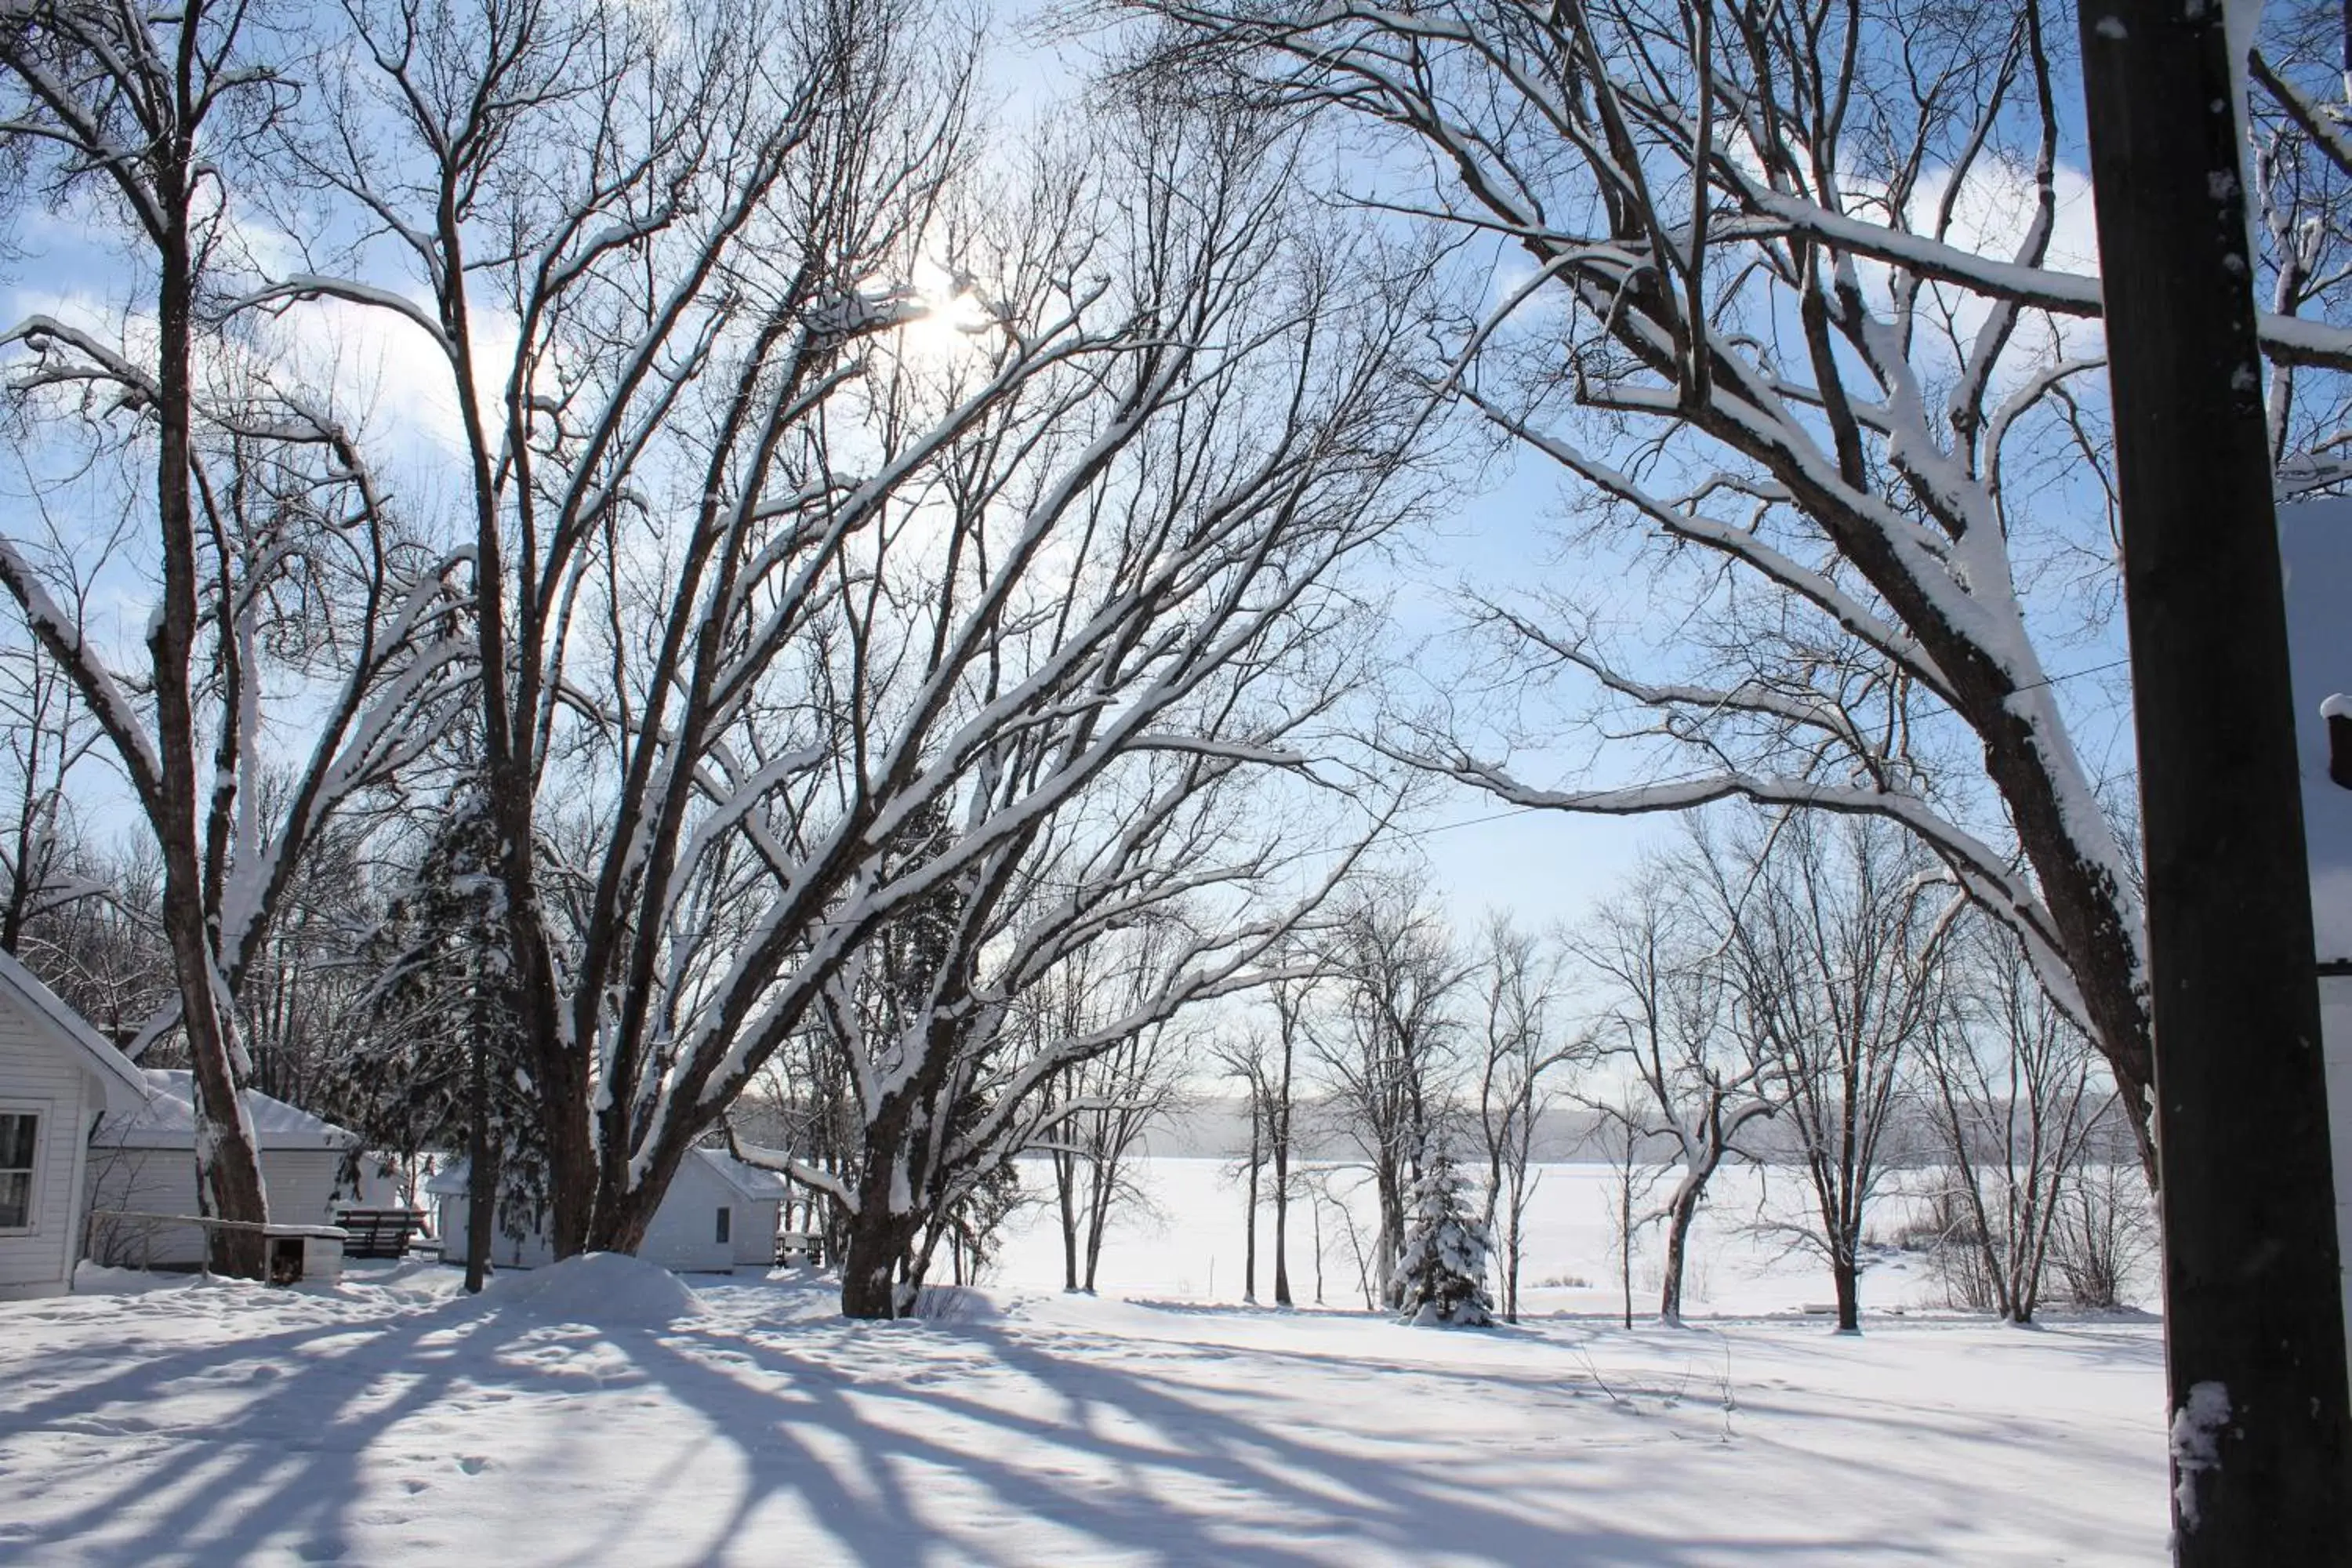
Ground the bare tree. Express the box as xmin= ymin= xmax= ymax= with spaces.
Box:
xmin=1571 ymin=846 xmax=1773 ymax=1325
xmin=1600 ymin=1095 xmax=1654 ymax=1333
xmin=1105 ymin=0 xmax=2352 ymax=1181
xmin=0 ymin=0 xmax=470 ymax=1272
xmin=1261 ymin=960 xmax=1308 ymax=1307
xmin=1216 ymin=1028 xmax=1273 ymax=1303
xmin=1309 ymin=880 xmax=1465 ymax=1308
xmin=1468 ymin=911 xmax=1572 ymax=1325
xmin=1044 ymin=971 xmax=1191 ymax=1294
xmin=260 ymin=0 xmax=1434 ymax=1272
xmin=1918 ymin=919 xmax=2113 ymax=1323
xmin=1715 ymin=811 xmax=1955 ymax=1333
xmin=0 ymin=641 xmax=102 ymax=954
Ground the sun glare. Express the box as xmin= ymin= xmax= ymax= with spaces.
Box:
xmin=895 ymin=257 xmax=998 ymax=366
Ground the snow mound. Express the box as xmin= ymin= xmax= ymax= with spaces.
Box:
xmin=907 ymin=1284 xmax=1003 ymax=1323
xmin=493 ymin=1252 xmax=707 ymax=1327
xmin=72 ymin=1262 xmax=194 ymax=1296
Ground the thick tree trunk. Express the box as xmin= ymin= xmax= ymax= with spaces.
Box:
xmin=840 ymin=1174 xmax=924 ymax=1320
xmin=837 ymin=1097 xmax=924 ymax=1319
xmin=840 ymin=1218 xmax=915 ymax=1319
xmin=151 ymin=198 xmax=268 ymax=1280
xmin=1375 ymin=1162 xmax=1404 ymax=1308
xmin=1831 ymin=1248 xmax=1860 ymax=1334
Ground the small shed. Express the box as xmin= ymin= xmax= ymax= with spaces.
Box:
xmin=85 ymin=1071 xmax=362 ymax=1269
xmin=2281 ymin=498 xmax=2352 ymax=1340
xmin=0 ymin=949 xmax=151 ymax=1299
xmin=428 ymin=1147 xmax=788 ymax=1274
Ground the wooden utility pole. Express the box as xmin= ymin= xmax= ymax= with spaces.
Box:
xmin=2076 ymin=4 xmax=2352 ymax=1558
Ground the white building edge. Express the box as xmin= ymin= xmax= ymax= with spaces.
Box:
xmin=2281 ymin=499 xmax=2352 ymax=1340
xmin=426 ymin=1147 xmax=788 ymax=1276
xmin=0 ymin=949 xmax=151 ymax=1299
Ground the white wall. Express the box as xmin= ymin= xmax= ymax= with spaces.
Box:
xmin=637 ymin=1157 xmax=740 ymax=1274
xmin=434 ymin=1192 xmax=558 ymax=1272
xmin=0 ymin=996 xmax=96 ymax=1300
xmin=732 ymin=1198 xmax=779 ymax=1268
xmin=85 ymin=1147 xmax=350 ymax=1269
xmin=434 ymin=1160 xmax=776 ymax=1274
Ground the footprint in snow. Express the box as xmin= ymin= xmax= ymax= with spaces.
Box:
xmin=400 ymin=1479 xmax=431 ymax=1495
xmin=456 ymin=1456 xmax=491 ymax=1476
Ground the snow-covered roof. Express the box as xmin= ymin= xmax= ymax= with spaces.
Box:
xmin=2282 ymin=499 xmax=2352 ymax=965
xmin=0 ymin=948 xmax=150 ymax=1112
xmin=94 ymin=1069 xmax=358 ymax=1152
xmin=693 ymin=1147 xmax=792 ymax=1202
xmin=424 ymin=1146 xmax=789 ymax=1202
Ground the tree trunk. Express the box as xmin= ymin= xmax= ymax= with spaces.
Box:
xmin=1241 ymin=1119 xmax=1260 ymax=1304
xmin=1504 ymin=1195 xmax=1523 ymax=1325
xmin=151 ymin=203 xmax=269 ymax=1281
xmin=464 ymin=1010 xmax=495 ymax=1294
xmin=1375 ymin=1162 xmax=1404 ymax=1308
xmin=1055 ymin=1149 xmax=1080 ymax=1291
xmin=840 ymin=1184 xmax=924 ymax=1319
xmin=1618 ymin=1165 xmax=1635 ymax=1332
xmin=1083 ymin=1186 xmax=1109 ymax=1293
xmin=1271 ymin=1143 xmax=1292 ymax=1308
xmin=1272 ymin=1033 xmax=1293 ymax=1307
xmin=840 ymin=1218 xmax=914 ymax=1319
xmin=1660 ymin=1185 xmax=1700 ymax=1326
xmin=465 ymin=1148 xmax=499 ymax=1294
xmin=1831 ymin=1249 xmax=1860 ymax=1334
xmin=837 ymin=1098 xmax=924 ymax=1318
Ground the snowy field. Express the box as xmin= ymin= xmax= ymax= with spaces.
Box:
xmin=985 ymin=1156 xmax=2157 ymax=1317
xmin=0 ymin=1160 xmax=2170 ymax=1565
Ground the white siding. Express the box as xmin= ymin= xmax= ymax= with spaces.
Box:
xmin=0 ymin=992 xmax=96 ymax=1299
xmin=85 ymin=1148 xmax=351 ymax=1269
xmin=434 ymin=1192 xmax=557 ymax=1272
xmin=732 ymin=1200 xmax=780 ymax=1268
xmin=430 ymin=1156 xmax=779 ymax=1275
xmin=637 ymin=1159 xmax=739 ymax=1274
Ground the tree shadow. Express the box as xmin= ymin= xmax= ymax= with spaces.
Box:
xmin=0 ymin=1281 xmax=2151 ymax=1565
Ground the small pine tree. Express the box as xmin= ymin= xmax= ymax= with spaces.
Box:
xmin=1395 ymin=1150 xmax=1496 ymax=1328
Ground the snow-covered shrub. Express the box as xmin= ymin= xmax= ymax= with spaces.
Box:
xmin=1394 ymin=1152 xmax=1495 ymax=1328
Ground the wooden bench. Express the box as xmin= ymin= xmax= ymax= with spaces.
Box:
xmin=775 ymin=1231 xmax=824 ymax=1268
xmin=334 ymin=1207 xmax=426 ymax=1260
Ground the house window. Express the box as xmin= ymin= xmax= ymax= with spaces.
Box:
xmin=0 ymin=1110 xmax=38 ymax=1231
xmin=715 ymin=1207 xmax=732 ymax=1245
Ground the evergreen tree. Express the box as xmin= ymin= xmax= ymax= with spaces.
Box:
xmin=1394 ymin=1151 xmax=1496 ymax=1328
xmin=326 ymin=787 xmax=543 ymax=1288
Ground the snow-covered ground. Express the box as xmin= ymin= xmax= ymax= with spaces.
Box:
xmin=0 ymin=1159 xmax=2168 ymax=1565
xmin=0 ymin=1263 xmax=2164 ymax=1565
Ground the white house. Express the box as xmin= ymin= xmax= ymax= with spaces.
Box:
xmin=0 ymin=949 xmax=151 ymax=1300
xmin=84 ymin=1071 xmax=365 ymax=1270
xmin=2281 ymin=498 xmax=2352 ymax=1338
xmin=426 ymin=1148 xmax=789 ymax=1274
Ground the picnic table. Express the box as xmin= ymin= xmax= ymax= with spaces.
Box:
xmin=333 ymin=1207 xmax=427 ymax=1260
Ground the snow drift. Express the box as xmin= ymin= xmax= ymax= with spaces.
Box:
xmin=490 ymin=1251 xmax=707 ymax=1327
